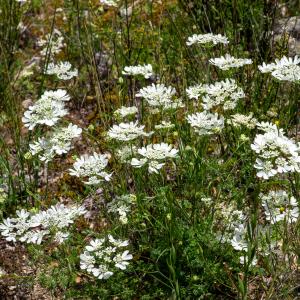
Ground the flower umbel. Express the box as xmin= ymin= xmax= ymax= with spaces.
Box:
xmin=22 ymin=89 xmax=70 ymax=130
xmin=209 ymin=54 xmax=252 ymax=70
xmin=258 ymin=56 xmax=300 ymax=82
xmin=136 ymin=83 xmax=183 ymax=111
xmin=69 ymin=152 xmax=112 ymax=185
xmin=0 ymin=204 xmax=86 ymax=244
xmin=186 ymin=33 xmax=229 ymax=46
xmin=261 ymin=190 xmax=299 ymax=224
xmin=131 ymin=143 xmax=178 ymax=174
xmin=122 ymin=64 xmax=153 ymax=79
xmin=186 ymin=111 xmax=224 ymax=135
xmin=251 ymin=122 xmax=300 ymax=179
xmin=45 ymin=61 xmax=78 ymax=80
xmin=80 ymin=235 xmax=133 ymax=279
xmin=107 ymin=121 xmax=152 ymax=142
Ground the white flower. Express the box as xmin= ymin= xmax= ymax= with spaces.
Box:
xmin=186 ymin=111 xmax=224 ymax=135
xmin=136 ymin=83 xmax=183 ymax=111
xmin=69 ymin=152 xmax=112 ymax=185
xmin=108 ymin=121 xmax=152 ymax=142
xmin=186 ymin=84 xmax=206 ymax=100
xmin=239 ymin=134 xmax=249 ymax=142
xmin=22 ymin=101 xmax=67 ymax=129
xmin=261 ymin=190 xmax=299 ymax=224
xmin=115 ymin=145 xmax=137 ymax=163
xmin=227 ymin=113 xmax=257 ymax=129
xmin=230 ymin=224 xmax=248 ymax=251
xmin=209 ymin=54 xmax=252 ymax=70
xmin=107 ymin=194 xmax=136 ymax=224
xmin=256 ymin=121 xmax=280 ymax=133
xmin=251 ymin=123 xmax=300 ymax=179
xmin=86 ymin=238 xmax=105 ymax=252
xmin=0 ymin=204 xmax=85 ymax=245
xmin=186 ymin=33 xmax=229 ymax=46
xmin=258 ymin=56 xmax=300 ymax=82
xmin=30 ymin=204 xmax=86 ymax=229
xmin=0 ymin=219 xmax=18 ymax=242
xmin=155 ymin=121 xmax=175 ymax=130
xmin=108 ymin=235 xmax=129 ymax=247
xmin=37 ymin=29 xmax=65 ymax=56
xmin=54 ymin=231 xmax=69 ymax=244
xmin=100 ymin=0 xmax=118 ymax=7
xmin=22 ymin=90 xmax=70 ymax=130
xmin=122 ymin=64 xmax=153 ymax=79
xmin=114 ymin=106 xmax=138 ymax=118
xmin=80 ymin=235 xmax=132 ymax=280
xmin=148 ymin=160 xmax=165 ymax=173
xmin=40 ymin=89 xmax=70 ymax=102
xmin=29 ymin=123 xmax=82 ymax=162
xmin=186 ymin=79 xmax=244 ymax=111
xmin=258 ymin=62 xmax=277 ymax=73
xmin=114 ymin=250 xmax=133 ymax=270
xmin=131 ymin=157 xmax=148 ymax=168
xmin=131 ymin=143 xmax=178 ymax=174
xmin=199 ymin=196 xmax=210 ymax=203
xmin=202 ymin=79 xmax=245 ymax=111
xmin=45 ymin=61 xmax=78 ymax=80
xmin=20 ymin=230 xmax=49 ymax=245
xmin=48 ymin=123 xmax=82 ymax=154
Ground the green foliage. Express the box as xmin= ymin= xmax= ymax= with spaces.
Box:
xmin=0 ymin=0 xmax=300 ymax=299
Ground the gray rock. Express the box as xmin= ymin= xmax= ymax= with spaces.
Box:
xmin=273 ymin=16 xmax=300 ymax=55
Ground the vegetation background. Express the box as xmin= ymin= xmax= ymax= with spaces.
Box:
xmin=0 ymin=0 xmax=300 ymax=299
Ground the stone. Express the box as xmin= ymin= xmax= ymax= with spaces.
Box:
xmin=273 ymin=16 xmax=300 ymax=55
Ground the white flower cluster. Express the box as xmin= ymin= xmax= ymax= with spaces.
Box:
xmin=251 ymin=122 xmax=300 ymax=179
xmin=22 ymin=89 xmax=70 ymax=130
xmin=80 ymin=235 xmax=133 ymax=279
xmin=155 ymin=121 xmax=175 ymax=131
xmin=209 ymin=54 xmax=252 ymax=70
xmin=186 ymin=79 xmax=244 ymax=111
xmin=24 ymin=61 xmax=80 ymax=163
xmin=100 ymin=0 xmax=118 ymax=6
xmin=114 ymin=106 xmax=138 ymax=118
xmin=0 ymin=204 xmax=86 ymax=244
xmin=69 ymin=152 xmax=112 ymax=185
xmin=107 ymin=194 xmax=136 ymax=224
xmin=215 ymin=206 xmax=256 ymax=266
xmin=131 ymin=143 xmax=178 ymax=174
xmin=234 ymin=230 xmax=258 ymax=265
xmin=45 ymin=61 xmax=78 ymax=80
xmin=186 ymin=33 xmax=229 ymax=46
xmin=115 ymin=145 xmax=137 ymax=163
xmin=186 ymin=111 xmax=224 ymax=136
xmin=203 ymin=79 xmax=245 ymax=111
xmin=122 ymin=64 xmax=153 ymax=79
xmin=37 ymin=29 xmax=65 ymax=57
xmin=29 ymin=123 xmax=82 ymax=162
xmin=227 ymin=113 xmax=257 ymax=129
xmin=229 ymin=220 xmax=258 ymax=266
xmin=186 ymin=84 xmax=206 ymax=100
xmin=230 ymin=223 xmax=248 ymax=251
xmin=258 ymin=56 xmax=300 ymax=82
xmin=108 ymin=121 xmax=152 ymax=142
xmin=23 ymin=91 xmax=81 ymax=164
xmin=136 ymin=83 xmax=183 ymax=111
xmin=261 ymin=190 xmax=299 ymax=224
